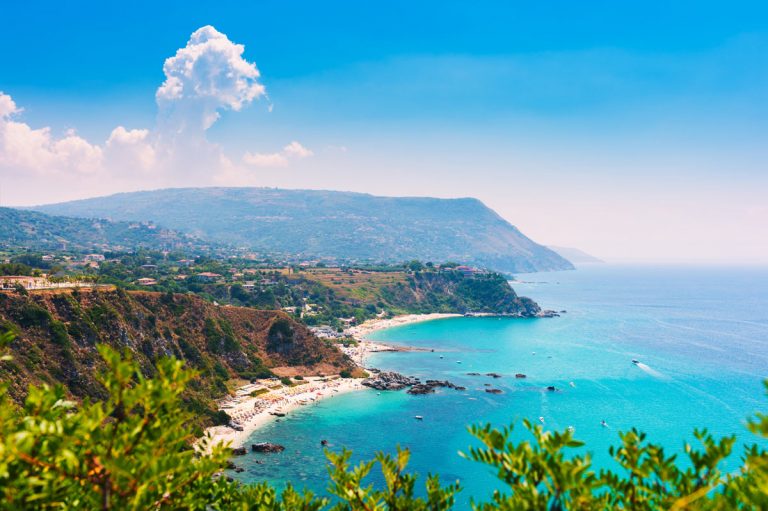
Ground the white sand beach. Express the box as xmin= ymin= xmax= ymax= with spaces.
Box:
xmin=202 ymin=377 xmax=364 ymax=450
xmin=346 ymin=313 xmax=462 ymax=340
xmin=201 ymin=313 xmax=460 ymax=450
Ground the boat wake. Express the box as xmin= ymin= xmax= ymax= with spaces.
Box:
xmin=634 ymin=362 xmax=669 ymax=380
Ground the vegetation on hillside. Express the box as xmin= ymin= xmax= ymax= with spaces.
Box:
xmin=33 ymin=187 xmax=574 ymax=273
xmin=0 ymin=289 xmax=354 ymax=428
xmin=1 ymin=332 xmax=767 ymax=510
xmin=0 ymin=207 xmax=210 ymax=254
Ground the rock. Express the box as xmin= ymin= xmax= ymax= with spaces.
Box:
xmin=234 ymin=467 xmax=245 ymax=473
xmin=486 ymin=372 xmax=502 ymax=378
xmin=362 ymin=371 xmax=420 ymax=391
xmin=455 ymin=386 xmax=467 ymax=390
xmin=515 ymin=373 xmax=527 ymax=379
xmin=467 ymin=372 xmax=481 ymax=376
xmin=269 ymin=412 xmax=286 ymax=417
xmin=407 ymin=384 xmax=436 ymax=395
xmin=536 ymin=310 xmax=561 ymax=318
xmin=251 ymin=442 xmax=285 ymax=453
xmin=485 ymin=388 xmax=503 ymax=394
xmin=546 ymin=386 xmax=557 ymax=392
xmin=231 ymin=447 xmax=247 ymax=456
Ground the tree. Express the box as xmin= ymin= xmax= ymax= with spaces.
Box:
xmin=1 ymin=330 xmax=768 ymax=509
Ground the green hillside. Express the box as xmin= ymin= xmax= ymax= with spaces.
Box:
xmin=33 ymin=188 xmax=574 ymax=273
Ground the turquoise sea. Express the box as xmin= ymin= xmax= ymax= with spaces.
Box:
xmin=232 ymin=265 xmax=768 ymax=507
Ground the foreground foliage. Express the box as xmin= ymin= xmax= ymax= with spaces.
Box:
xmin=0 ymin=332 xmax=767 ymax=509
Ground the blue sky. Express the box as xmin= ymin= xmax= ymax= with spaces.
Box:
xmin=1 ymin=1 xmax=767 ymax=262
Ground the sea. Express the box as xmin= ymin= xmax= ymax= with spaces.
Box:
xmin=231 ymin=265 xmax=768 ymax=508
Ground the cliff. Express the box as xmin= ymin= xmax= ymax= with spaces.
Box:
xmin=0 ymin=288 xmax=354 ymax=426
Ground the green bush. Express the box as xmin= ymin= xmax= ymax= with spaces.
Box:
xmin=2 ymin=331 xmax=768 ymax=510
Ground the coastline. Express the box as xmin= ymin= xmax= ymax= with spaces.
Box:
xmin=201 ymin=313 xmax=459 ymax=450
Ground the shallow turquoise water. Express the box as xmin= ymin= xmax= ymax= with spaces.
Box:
xmin=232 ymin=265 xmax=768 ymax=507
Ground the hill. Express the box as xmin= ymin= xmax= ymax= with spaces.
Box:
xmin=32 ymin=188 xmax=574 ymax=273
xmin=548 ymin=246 xmax=604 ymax=264
xmin=0 ymin=288 xmax=354 ymax=426
xmin=0 ymin=207 xmax=207 ymax=254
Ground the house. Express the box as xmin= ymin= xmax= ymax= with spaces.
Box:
xmin=135 ymin=278 xmax=158 ymax=286
xmin=84 ymin=254 xmax=105 ymax=262
xmin=0 ymin=276 xmax=50 ymax=290
xmin=455 ymin=265 xmax=476 ymax=277
xmin=42 ymin=255 xmax=55 ymax=262
xmin=196 ymin=272 xmax=222 ymax=282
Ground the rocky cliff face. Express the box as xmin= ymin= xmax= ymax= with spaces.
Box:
xmin=0 ymin=288 xmax=353 ymax=425
xmin=379 ymin=272 xmax=541 ymax=316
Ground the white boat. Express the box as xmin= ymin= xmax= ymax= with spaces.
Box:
xmin=414 ymin=415 xmax=424 ymax=420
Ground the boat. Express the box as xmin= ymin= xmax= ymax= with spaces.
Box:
xmin=538 ymin=416 xmax=545 ymax=424
xmin=414 ymin=415 xmax=424 ymax=420
xmin=632 ymin=359 xmax=639 ymax=365
xmin=456 ymin=361 xmax=462 ymax=364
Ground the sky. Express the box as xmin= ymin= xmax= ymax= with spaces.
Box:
xmin=1 ymin=0 xmax=767 ymax=264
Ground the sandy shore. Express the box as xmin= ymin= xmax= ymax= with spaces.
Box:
xmin=201 ymin=313 xmax=460 ymax=450
xmin=346 ymin=313 xmax=462 ymax=340
xmin=201 ymin=377 xmax=364 ymax=450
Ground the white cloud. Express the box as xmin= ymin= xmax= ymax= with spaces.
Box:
xmin=0 ymin=93 xmax=20 ymax=118
xmin=0 ymin=94 xmax=102 ymax=175
xmin=0 ymin=27 xmax=313 ymax=201
xmin=105 ymin=126 xmax=156 ymax=172
xmin=243 ymin=141 xmax=313 ymax=168
xmin=157 ymin=25 xmax=266 ymax=132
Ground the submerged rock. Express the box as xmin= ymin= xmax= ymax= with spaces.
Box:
xmin=407 ymin=384 xmax=436 ymax=395
xmin=515 ymin=373 xmax=527 ymax=378
xmin=485 ymin=388 xmax=503 ymax=394
xmin=486 ymin=372 xmax=502 ymax=378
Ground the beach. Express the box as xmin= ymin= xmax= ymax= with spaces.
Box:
xmin=202 ymin=313 xmax=458 ymax=450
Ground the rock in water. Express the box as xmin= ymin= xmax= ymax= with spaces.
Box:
xmin=251 ymin=442 xmax=286 ymax=453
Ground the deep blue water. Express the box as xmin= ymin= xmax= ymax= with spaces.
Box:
xmin=231 ymin=265 xmax=768 ymax=508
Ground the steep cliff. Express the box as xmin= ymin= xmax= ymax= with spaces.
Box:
xmin=0 ymin=289 xmax=353 ymax=426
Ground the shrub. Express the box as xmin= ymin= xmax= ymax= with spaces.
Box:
xmin=2 ymin=331 xmax=768 ymax=510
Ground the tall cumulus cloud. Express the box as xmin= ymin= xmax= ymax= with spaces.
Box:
xmin=0 ymin=25 xmax=311 ymax=201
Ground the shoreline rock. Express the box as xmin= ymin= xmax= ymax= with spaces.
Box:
xmin=251 ymin=442 xmax=285 ymax=453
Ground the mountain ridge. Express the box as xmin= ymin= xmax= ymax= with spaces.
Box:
xmin=32 ymin=187 xmax=574 ymax=273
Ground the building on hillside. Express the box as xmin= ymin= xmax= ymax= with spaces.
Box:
xmin=0 ymin=276 xmax=50 ymax=290
xmin=135 ymin=278 xmax=158 ymax=286
xmin=455 ymin=265 xmax=476 ymax=277
xmin=42 ymin=255 xmax=55 ymax=262
xmin=196 ymin=272 xmax=222 ymax=282
xmin=84 ymin=254 xmax=105 ymax=262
